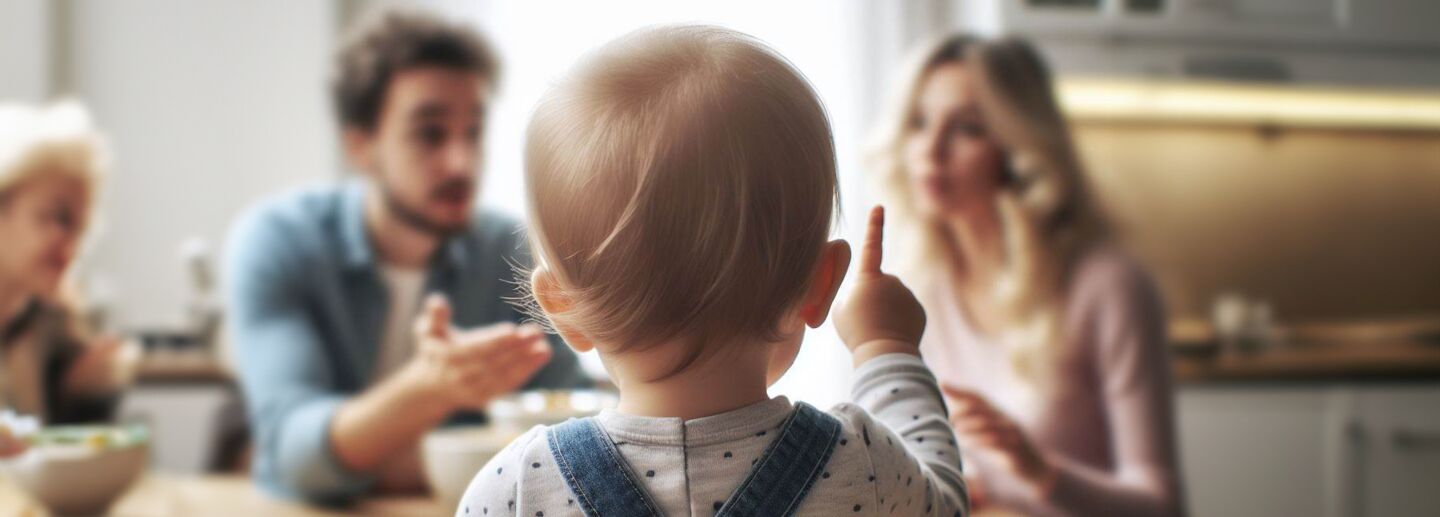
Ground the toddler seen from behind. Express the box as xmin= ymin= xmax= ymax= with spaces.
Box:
xmin=459 ymin=25 xmax=969 ymax=517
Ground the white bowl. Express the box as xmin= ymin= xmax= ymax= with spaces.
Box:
xmin=421 ymin=425 xmax=519 ymax=509
xmin=487 ymin=390 xmax=618 ymax=434
xmin=422 ymin=390 xmax=617 ymax=508
xmin=1 ymin=426 xmax=149 ymax=516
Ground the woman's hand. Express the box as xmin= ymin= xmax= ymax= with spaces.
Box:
xmin=835 ymin=206 xmax=927 ymax=365
xmin=943 ymin=384 xmax=1057 ymax=495
xmin=964 ymin=472 xmax=991 ymax=510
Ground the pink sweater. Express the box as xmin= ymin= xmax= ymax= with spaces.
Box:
xmin=918 ymin=246 xmax=1185 ymax=517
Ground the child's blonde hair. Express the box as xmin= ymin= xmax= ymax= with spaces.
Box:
xmin=0 ymin=100 xmax=108 ymax=201
xmin=0 ymin=100 xmax=108 ymax=320
xmin=525 ymin=25 xmax=837 ymax=373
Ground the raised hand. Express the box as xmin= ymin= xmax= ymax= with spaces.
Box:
xmin=835 ymin=206 xmax=927 ymax=364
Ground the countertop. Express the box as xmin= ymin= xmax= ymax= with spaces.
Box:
xmin=1170 ymin=316 xmax=1440 ymax=383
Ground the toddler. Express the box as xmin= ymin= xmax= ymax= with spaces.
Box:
xmin=458 ymin=25 xmax=968 ymax=517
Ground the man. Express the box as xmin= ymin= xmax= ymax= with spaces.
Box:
xmin=224 ymin=10 xmax=588 ymax=504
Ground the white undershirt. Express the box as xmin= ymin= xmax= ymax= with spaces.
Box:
xmin=374 ymin=266 xmax=427 ymax=382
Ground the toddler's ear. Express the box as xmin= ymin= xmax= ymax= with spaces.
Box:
xmin=531 ymin=267 xmax=597 ymax=353
xmin=800 ymin=240 xmax=852 ymax=328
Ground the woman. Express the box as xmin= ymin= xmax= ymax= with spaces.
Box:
xmin=868 ymin=36 xmax=1184 ymax=516
xmin=0 ymin=101 xmax=130 ymax=457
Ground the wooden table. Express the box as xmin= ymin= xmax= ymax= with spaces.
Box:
xmin=2 ymin=474 xmax=1020 ymax=516
xmin=0 ymin=474 xmax=445 ymax=517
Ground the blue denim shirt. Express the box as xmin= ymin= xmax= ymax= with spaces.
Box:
xmin=223 ymin=181 xmax=587 ymax=504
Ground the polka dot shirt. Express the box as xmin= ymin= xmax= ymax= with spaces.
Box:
xmin=457 ymin=354 xmax=969 ymax=516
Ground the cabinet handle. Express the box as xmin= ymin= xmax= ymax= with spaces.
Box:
xmin=1344 ymin=420 xmax=1367 ymax=517
xmin=1392 ymin=428 xmax=1440 ymax=450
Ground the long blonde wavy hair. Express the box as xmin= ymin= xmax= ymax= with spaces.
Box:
xmin=868 ymin=35 xmax=1107 ymax=389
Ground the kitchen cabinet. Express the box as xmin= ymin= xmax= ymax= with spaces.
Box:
xmin=947 ymin=0 xmax=1440 ymax=88
xmin=117 ymin=383 xmax=234 ymax=474
xmin=972 ymin=0 xmax=1440 ymax=45
xmin=1352 ymin=386 xmax=1440 ymax=517
xmin=1178 ymin=383 xmax=1440 ymax=517
xmin=1178 ymin=386 xmax=1347 ymax=517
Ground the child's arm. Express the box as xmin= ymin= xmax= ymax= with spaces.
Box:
xmin=836 ymin=206 xmax=969 ymax=516
xmin=843 ymin=356 xmax=969 ymax=516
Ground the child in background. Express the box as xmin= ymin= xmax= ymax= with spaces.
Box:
xmin=457 ymin=26 xmax=968 ymax=516
xmin=0 ymin=101 xmax=134 ymax=458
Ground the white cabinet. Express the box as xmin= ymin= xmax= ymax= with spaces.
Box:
xmin=1178 ymin=383 xmax=1440 ymax=517
xmin=1178 ymin=386 xmax=1352 ymax=517
xmin=1353 ymin=387 xmax=1440 ymax=517
xmin=117 ymin=384 xmax=234 ymax=473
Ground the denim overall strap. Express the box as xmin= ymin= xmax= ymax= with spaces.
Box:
xmin=547 ymin=417 xmax=662 ymax=517
xmin=716 ymin=402 xmax=843 ymax=517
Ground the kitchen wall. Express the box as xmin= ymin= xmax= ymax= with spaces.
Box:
xmin=61 ymin=0 xmax=338 ymax=329
xmin=0 ymin=1 xmax=51 ymax=103
xmin=1041 ymin=41 xmax=1440 ymax=90
xmin=1069 ymin=93 xmax=1440 ymax=322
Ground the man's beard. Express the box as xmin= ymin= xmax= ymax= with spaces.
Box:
xmin=376 ymin=177 xmax=474 ymax=237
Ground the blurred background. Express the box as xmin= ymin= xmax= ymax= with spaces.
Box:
xmin=1 ymin=0 xmax=1438 ymax=516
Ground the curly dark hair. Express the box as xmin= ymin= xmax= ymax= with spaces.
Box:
xmin=331 ymin=10 xmax=499 ymax=131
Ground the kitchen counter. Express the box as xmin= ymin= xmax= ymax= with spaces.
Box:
xmin=134 ymin=350 xmax=233 ymax=385
xmin=1171 ymin=317 xmax=1440 ymax=383
xmin=1173 ymin=339 xmax=1440 ymax=383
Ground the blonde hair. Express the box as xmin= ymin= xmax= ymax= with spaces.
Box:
xmin=525 ymin=25 xmax=837 ymax=373
xmin=0 ymin=100 xmax=108 ymax=202
xmin=0 ymin=100 xmax=108 ymax=322
xmin=868 ymin=36 xmax=1106 ymax=388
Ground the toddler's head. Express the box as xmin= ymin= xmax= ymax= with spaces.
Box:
xmin=525 ymin=26 xmax=847 ymax=380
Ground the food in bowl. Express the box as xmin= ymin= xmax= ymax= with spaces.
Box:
xmin=0 ymin=424 xmax=149 ymax=516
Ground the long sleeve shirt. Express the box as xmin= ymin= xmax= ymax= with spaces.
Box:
xmin=919 ymin=246 xmax=1185 ymax=517
xmin=460 ymin=353 xmax=970 ymax=517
